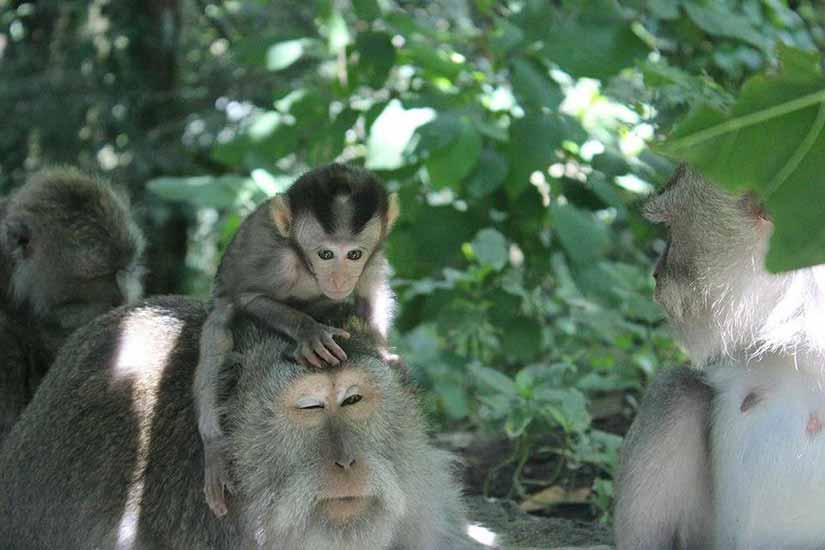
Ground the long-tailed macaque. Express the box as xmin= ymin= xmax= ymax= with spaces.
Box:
xmin=0 ymin=297 xmax=487 ymax=550
xmin=614 ymin=165 xmax=825 ymax=549
xmin=0 ymin=166 xmax=144 ymax=442
xmin=195 ymin=163 xmax=399 ymax=516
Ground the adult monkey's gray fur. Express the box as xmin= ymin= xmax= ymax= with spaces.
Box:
xmin=614 ymin=165 xmax=825 ymax=549
xmin=0 ymin=166 xmax=144 ymax=443
xmin=0 ymin=296 xmax=485 ymax=550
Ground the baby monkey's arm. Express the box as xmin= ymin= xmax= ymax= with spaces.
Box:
xmin=238 ymin=292 xmax=350 ymax=368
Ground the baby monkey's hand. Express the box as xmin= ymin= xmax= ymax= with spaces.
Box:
xmin=295 ymin=321 xmax=350 ymax=368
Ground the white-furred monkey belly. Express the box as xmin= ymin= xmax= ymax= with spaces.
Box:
xmin=709 ymin=354 xmax=825 ymax=549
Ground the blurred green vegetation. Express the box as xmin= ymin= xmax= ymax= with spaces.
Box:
xmin=2 ymin=0 xmax=823 ymax=521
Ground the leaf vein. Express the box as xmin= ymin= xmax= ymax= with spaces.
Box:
xmin=766 ymin=101 xmax=825 ymax=199
xmin=668 ymin=88 xmax=825 ymax=151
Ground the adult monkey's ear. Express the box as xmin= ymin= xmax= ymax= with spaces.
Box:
xmin=386 ymin=193 xmax=400 ymax=233
xmin=741 ymin=192 xmax=771 ymax=223
xmin=270 ymin=194 xmax=292 ymax=237
xmin=1 ymin=216 xmax=32 ymax=259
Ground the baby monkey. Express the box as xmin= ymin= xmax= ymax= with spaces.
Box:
xmin=194 ymin=163 xmax=399 ymax=517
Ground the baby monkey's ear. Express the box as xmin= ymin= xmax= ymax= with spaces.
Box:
xmin=386 ymin=192 xmax=400 ymax=233
xmin=270 ymin=195 xmax=292 ymax=237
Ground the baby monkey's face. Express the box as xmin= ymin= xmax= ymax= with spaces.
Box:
xmin=295 ymin=213 xmax=383 ymax=302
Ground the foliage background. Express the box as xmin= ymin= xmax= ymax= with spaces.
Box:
xmin=2 ymin=0 xmax=823 ymax=521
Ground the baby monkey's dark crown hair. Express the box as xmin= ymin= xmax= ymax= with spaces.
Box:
xmin=286 ymin=163 xmax=390 ymax=235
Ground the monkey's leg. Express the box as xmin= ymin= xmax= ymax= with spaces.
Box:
xmin=614 ymin=366 xmax=713 ymax=550
xmin=193 ymin=300 xmax=236 ymax=518
xmin=238 ymin=292 xmax=350 ymax=368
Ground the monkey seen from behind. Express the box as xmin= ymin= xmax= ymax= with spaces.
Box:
xmin=0 ymin=166 xmax=144 ymax=443
xmin=194 ymin=163 xmax=399 ymax=516
xmin=615 ymin=165 xmax=825 ymax=549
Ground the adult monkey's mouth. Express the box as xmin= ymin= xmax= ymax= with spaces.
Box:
xmin=319 ymin=495 xmax=374 ymax=522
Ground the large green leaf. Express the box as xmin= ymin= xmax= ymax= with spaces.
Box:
xmin=539 ymin=0 xmax=649 ymax=81
xmin=658 ymin=46 xmax=825 ymax=272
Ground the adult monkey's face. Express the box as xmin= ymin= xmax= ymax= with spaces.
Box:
xmin=230 ymin=346 xmax=416 ymax=550
xmin=643 ymin=165 xmax=777 ymax=362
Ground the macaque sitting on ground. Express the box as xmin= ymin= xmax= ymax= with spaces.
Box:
xmin=0 ymin=297 xmax=488 ymax=550
xmin=614 ymin=165 xmax=825 ymax=549
xmin=195 ymin=163 xmax=400 ymax=516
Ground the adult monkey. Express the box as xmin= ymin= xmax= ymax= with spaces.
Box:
xmin=0 ymin=296 xmax=488 ymax=550
xmin=0 ymin=166 xmax=144 ymax=442
xmin=614 ymin=165 xmax=825 ymax=549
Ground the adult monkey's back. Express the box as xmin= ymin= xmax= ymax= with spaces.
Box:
xmin=0 ymin=296 xmax=485 ymax=550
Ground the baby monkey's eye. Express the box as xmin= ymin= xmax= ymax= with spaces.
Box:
xmin=318 ymin=250 xmax=334 ymax=260
xmin=346 ymin=250 xmax=363 ymax=261
xmin=341 ymin=394 xmax=362 ymax=407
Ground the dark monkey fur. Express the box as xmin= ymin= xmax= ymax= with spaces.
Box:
xmin=0 ymin=166 xmax=144 ymax=442
xmin=0 ymin=296 xmax=484 ymax=550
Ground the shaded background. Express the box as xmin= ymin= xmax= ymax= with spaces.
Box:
xmin=2 ymin=0 xmax=823 ymax=523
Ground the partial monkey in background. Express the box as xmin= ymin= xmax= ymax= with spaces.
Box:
xmin=614 ymin=165 xmax=825 ymax=549
xmin=0 ymin=167 xmax=144 ymax=443
xmin=195 ymin=162 xmax=399 ymax=516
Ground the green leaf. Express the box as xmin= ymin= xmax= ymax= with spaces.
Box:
xmin=551 ymin=203 xmax=610 ymax=266
xmin=500 ymin=318 xmax=544 ymax=363
xmin=265 ymin=38 xmax=319 ymax=71
xmin=467 ymin=149 xmax=508 ymax=199
xmin=510 ymin=57 xmax=563 ymax=111
xmin=147 ymin=176 xmax=250 ymax=209
xmin=682 ymin=2 xmax=769 ymax=52
xmin=400 ymin=41 xmax=464 ymax=79
xmin=540 ymin=0 xmax=649 ymax=81
xmin=646 ymin=0 xmax=679 ymax=19
xmin=507 ymin=113 xmax=584 ymax=198
xmin=425 ymin=118 xmax=482 ymax=189
xmin=490 ymin=18 xmax=525 ymax=57
xmin=505 ymin=407 xmax=534 ymax=438
xmin=352 ymin=0 xmax=381 ymax=20
xmin=469 ymin=228 xmax=508 ymax=270
xmin=471 ymin=364 xmax=518 ymax=397
xmin=352 ymin=31 xmax=396 ymax=88
xmin=366 ymin=100 xmax=435 ymax=170
xmin=658 ymin=46 xmax=825 ymax=271
xmin=535 ymin=387 xmax=591 ymax=432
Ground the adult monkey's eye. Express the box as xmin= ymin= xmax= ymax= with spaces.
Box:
xmin=318 ymin=250 xmax=334 ymax=260
xmin=341 ymin=394 xmax=362 ymax=407
xmin=346 ymin=250 xmax=362 ymax=261
xmin=297 ymin=397 xmax=325 ymax=410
